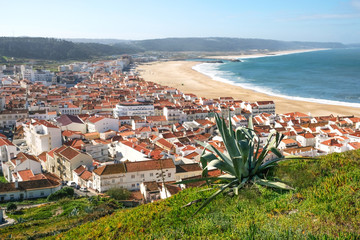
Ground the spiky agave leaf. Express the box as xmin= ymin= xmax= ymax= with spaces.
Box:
xmin=192 ymin=179 xmax=239 ymax=216
xmin=253 ymin=176 xmax=294 ymax=190
xmin=178 ymin=114 xmax=301 ymax=216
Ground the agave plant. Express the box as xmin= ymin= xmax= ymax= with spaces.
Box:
xmin=179 ymin=113 xmax=298 ymax=215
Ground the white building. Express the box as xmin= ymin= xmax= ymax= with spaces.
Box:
xmin=256 ymin=101 xmax=276 ymax=114
xmin=163 ymin=106 xmax=186 ymax=124
xmin=0 ymin=110 xmax=28 ymax=127
xmin=92 ymin=159 xmax=176 ymax=192
xmin=113 ymin=102 xmax=154 ymax=118
xmin=0 ymin=179 xmax=61 ymax=202
xmin=55 ymin=114 xmax=86 ymax=134
xmin=82 ymin=139 xmax=109 ymax=162
xmin=296 ymin=133 xmax=316 ymax=147
xmin=23 ymin=119 xmax=62 ymax=156
xmin=87 ymin=116 xmax=119 ymax=133
xmin=58 ymin=103 xmax=80 ymax=115
xmin=0 ymin=138 xmax=19 ymax=168
xmin=2 ymin=152 xmax=42 ymax=182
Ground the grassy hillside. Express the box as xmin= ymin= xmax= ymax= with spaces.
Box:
xmin=0 ymin=197 xmax=122 ymax=239
xmin=50 ymin=150 xmax=360 ymax=240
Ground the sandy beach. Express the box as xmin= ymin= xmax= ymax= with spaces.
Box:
xmin=137 ymin=52 xmax=359 ymax=116
xmin=204 ymin=48 xmax=330 ymax=60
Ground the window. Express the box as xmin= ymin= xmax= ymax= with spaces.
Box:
xmin=150 ymin=173 xmax=154 ymax=177
xmin=112 ymin=179 xmax=115 ymax=183
xmin=140 ymin=174 xmax=144 ymax=178
xmin=131 ymin=184 xmax=135 ymax=188
xmin=168 ymin=173 xmax=172 ymax=178
xmin=131 ymin=175 xmax=135 ymax=179
xmin=40 ymin=192 xmax=44 ymax=196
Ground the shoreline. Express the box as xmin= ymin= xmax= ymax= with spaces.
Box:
xmin=137 ymin=53 xmax=359 ymax=116
xmin=192 ymin=61 xmax=360 ymax=109
xmin=204 ymin=48 xmax=330 ymax=60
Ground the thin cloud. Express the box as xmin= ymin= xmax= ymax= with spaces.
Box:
xmin=351 ymin=0 xmax=360 ymax=10
xmin=279 ymin=13 xmax=360 ymax=21
xmin=298 ymin=13 xmax=360 ymax=20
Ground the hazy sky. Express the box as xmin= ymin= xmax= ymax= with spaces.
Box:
xmin=1 ymin=0 xmax=360 ymax=43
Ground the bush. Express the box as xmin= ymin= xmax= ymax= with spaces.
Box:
xmin=47 ymin=187 xmax=74 ymax=201
xmin=106 ymin=187 xmax=131 ymax=200
xmin=7 ymin=202 xmax=17 ymax=211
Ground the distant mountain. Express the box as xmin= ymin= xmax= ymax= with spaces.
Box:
xmin=0 ymin=37 xmax=346 ymax=61
xmin=119 ymin=37 xmax=345 ymax=52
xmin=346 ymin=43 xmax=360 ymax=48
xmin=65 ymin=38 xmax=131 ymax=45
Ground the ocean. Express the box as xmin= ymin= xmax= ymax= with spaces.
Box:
xmin=192 ymin=48 xmax=360 ymax=108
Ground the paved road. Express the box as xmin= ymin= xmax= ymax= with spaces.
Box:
xmin=74 ymin=188 xmax=97 ymax=197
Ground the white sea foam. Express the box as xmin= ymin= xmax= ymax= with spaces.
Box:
xmin=192 ymin=62 xmax=360 ymax=108
xmin=235 ymin=48 xmax=331 ymax=60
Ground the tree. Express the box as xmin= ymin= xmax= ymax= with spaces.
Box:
xmin=47 ymin=187 xmax=74 ymax=201
xmin=106 ymin=187 xmax=131 ymax=200
xmin=178 ymin=113 xmax=305 ymax=215
xmin=6 ymin=202 xmax=17 ymax=212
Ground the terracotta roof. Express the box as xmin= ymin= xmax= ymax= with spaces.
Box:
xmin=93 ymin=163 xmax=126 ymax=175
xmin=56 ymin=146 xmax=80 ymax=161
xmin=125 ymin=159 xmax=175 ymax=172
xmin=14 ymin=152 xmax=39 ymax=164
xmin=146 ymin=115 xmax=167 ymax=122
xmin=183 ymin=152 xmax=199 ymax=159
xmin=176 ymin=163 xmax=202 ymax=173
xmin=87 ymin=116 xmax=106 ymax=124
xmin=163 ymin=183 xmax=181 ymax=195
xmin=37 ymin=151 xmax=47 ymax=162
xmin=17 ymin=169 xmax=34 ymax=181
xmin=79 ymin=170 xmax=92 ymax=181
xmin=32 ymin=119 xmax=59 ymax=129
xmin=349 ymin=142 xmax=360 ymax=150
xmin=0 ymin=179 xmax=60 ymax=193
xmin=156 ymin=138 xmax=174 ymax=149
xmin=74 ymin=165 xmax=86 ymax=175
xmin=143 ymin=181 xmax=160 ymax=192
xmin=56 ymin=114 xmax=84 ymax=126
xmin=64 ymin=139 xmax=85 ymax=149
xmin=0 ymin=138 xmax=15 ymax=146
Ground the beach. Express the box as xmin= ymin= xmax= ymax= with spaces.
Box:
xmin=137 ymin=52 xmax=360 ymax=116
xmin=204 ymin=48 xmax=330 ymax=60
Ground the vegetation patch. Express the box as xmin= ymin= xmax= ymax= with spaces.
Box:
xmin=0 ymin=196 xmax=122 ymax=239
xmin=50 ymin=150 xmax=360 ymax=239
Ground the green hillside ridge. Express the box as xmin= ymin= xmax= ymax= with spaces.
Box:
xmin=0 ymin=37 xmax=346 ymax=61
xmin=48 ymin=150 xmax=360 ymax=240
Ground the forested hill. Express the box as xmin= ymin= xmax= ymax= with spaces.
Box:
xmin=0 ymin=37 xmax=137 ymax=60
xmin=0 ymin=37 xmax=346 ymax=60
xmin=119 ymin=37 xmax=345 ymax=52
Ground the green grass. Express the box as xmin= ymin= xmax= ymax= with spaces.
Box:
xmin=0 ymin=197 xmax=49 ymax=207
xmin=49 ymin=150 xmax=360 ymax=239
xmin=0 ymin=196 xmax=122 ymax=239
xmin=0 ymin=174 xmax=7 ymax=183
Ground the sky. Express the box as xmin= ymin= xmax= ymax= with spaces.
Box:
xmin=1 ymin=0 xmax=360 ymax=43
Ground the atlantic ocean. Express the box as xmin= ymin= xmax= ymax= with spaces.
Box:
xmin=192 ymin=48 xmax=360 ymax=108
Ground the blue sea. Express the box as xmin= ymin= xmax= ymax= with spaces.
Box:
xmin=192 ymin=48 xmax=360 ymax=108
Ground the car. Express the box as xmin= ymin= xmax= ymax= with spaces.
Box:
xmin=67 ymin=181 xmax=77 ymax=187
xmin=79 ymin=187 xmax=88 ymax=192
